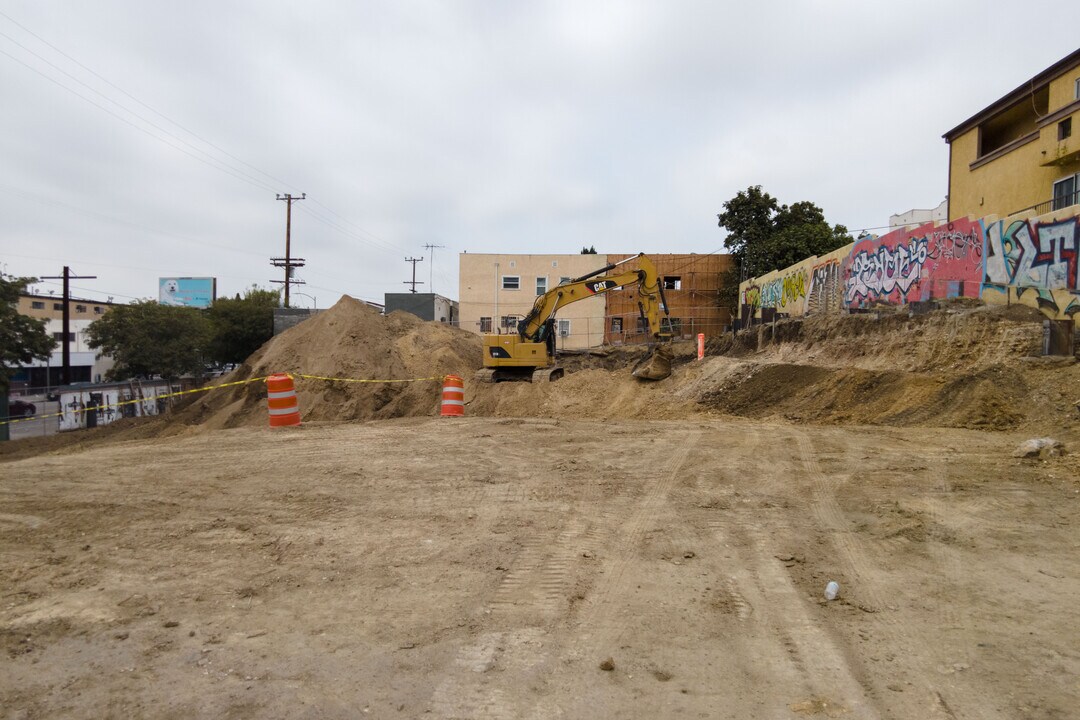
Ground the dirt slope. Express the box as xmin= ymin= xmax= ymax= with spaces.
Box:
xmin=170 ymin=296 xmax=483 ymax=432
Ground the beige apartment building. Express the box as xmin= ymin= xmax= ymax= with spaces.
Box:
xmin=13 ymin=294 xmax=119 ymax=388
xmin=458 ymin=253 xmax=612 ymax=350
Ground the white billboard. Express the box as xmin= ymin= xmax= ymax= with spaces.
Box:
xmin=158 ymin=277 xmax=216 ymax=308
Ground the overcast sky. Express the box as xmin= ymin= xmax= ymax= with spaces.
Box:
xmin=1 ymin=2 xmax=1077 ymax=309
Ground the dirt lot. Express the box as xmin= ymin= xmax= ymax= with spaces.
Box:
xmin=3 ymin=415 xmax=1078 ymax=719
xmin=3 ymin=300 xmax=1079 ymax=717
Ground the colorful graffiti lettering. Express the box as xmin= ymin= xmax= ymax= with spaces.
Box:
xmin=983 ymin=215 xmax=1080 ymax=316
xmin=742 ymin=284 xmax=761 ymax=310
xmin=782 ymin=269 xmax=808 ymax=307
xmin=755 ymin=268 xmax=808 ymax=310
xmin=760 ymin=277 xmax=783 ymax=308
xmin=807 ymin=259 xmax=840 ymax=315
xmin=845 ymin=237 xmax=929 ymax=303
xmin=741 ymin=209 xmax=1080 ymax=321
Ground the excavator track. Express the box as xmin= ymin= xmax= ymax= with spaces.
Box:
xmin=531 ymin=367 xmax=565 ymax=383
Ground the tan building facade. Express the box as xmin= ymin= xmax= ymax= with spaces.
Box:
xmin=458 ymin=253 xmax=612 ymax=350
xmin=945 ymin=48 xmax=1080 ymax=221
xmin=14 ymin=294 xmax=119 ymax=388
xmin=458 ymin=252 xmax=734 ymax=349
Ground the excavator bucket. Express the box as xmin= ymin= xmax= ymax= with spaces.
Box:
xmin=631 ymin=343 xmax=673 ymax=381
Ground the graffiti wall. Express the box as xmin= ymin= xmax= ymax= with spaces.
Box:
xmin=738 ymin=205 xmax=1080 ymax=321
xmin=844 ymin=218 xmax=983 ymax=309
xmin=981 ymin=209 xmax=1080 ymax=317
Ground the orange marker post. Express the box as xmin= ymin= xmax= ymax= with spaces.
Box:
xmin=697 ymin=333 xmax=705 ymax=360
xmin=440 ymin=375 xmax=465 ymax=417
xmin=266 ymin=373 xmax=301 ymax=427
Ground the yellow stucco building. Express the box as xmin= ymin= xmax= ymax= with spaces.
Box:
xmin=945 ymin=48 xmax=1080 ymax=221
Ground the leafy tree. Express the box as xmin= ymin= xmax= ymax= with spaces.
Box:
xmin=86 ymin=300 xmax=211 ymax=381
xmin=580 ymin=245 xmax=597 ymax=254
xmin=206 ymin=286 xmax=280 ymax=365
xmin=0 ymin=274 xmax=53 ymax=392
xmin=716 ymin=186 xmax=850 ymax=307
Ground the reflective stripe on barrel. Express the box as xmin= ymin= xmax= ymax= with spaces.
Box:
xmin=266 ymin=373 xmax=301 ymax=427
xmin=440 ymin=375 xmax=464 ymax=417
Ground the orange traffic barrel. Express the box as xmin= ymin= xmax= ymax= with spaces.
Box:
xmin=266 ymin=373 xmax=301 ymax=427
xmin=440 ymin=375 xmax=464 ymax=417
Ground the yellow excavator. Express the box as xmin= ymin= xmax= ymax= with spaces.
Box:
xmin=475 ymin=253 xmax=674 ymax=383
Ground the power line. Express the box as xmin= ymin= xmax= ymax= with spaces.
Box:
xmin=0 ymin=12 xmax=408 ymax=260
xmin=0 ymin=8 xmax=302 ymax=193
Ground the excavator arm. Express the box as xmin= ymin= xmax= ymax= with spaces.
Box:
xmin=479 ymin=253 xmax=673 ymax=382
xmin=517 ymin=253 xmax=669 ymax=345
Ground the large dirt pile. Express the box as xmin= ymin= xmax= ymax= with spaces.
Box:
xmin=172 ymin=297 xmax=482 ymax=431
xmin=696 ymin=303 xmax=1078 ymax=432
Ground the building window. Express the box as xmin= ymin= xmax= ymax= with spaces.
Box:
xmin=53 ymin=302 xmax=63 ymax=311
xmin=52 ymin=332 xmax=75 ymax=342
xmin=558 ymin=319 xmax=571 ymax=337
xmin=559 ymin=276 xmax=571 ymax=285
xmin=93 ymin=306 xmax=104 ymax=314
xmin=1075 ymin=77 xmax=1080 ymax=100
xmin=610 ymin=317 xmax=623 ymax=334
xmin=75 ymin=304 xmax=87 ymax=313
xmin=479 ymin=316 xmax=492 ymax=332
xmin=1059 ymin=117 xmax=1072 ymax=141
xmin=551 ymin=260 xmax=558 ymax=268
xmin=31 ymin=301 xmax=45 ymax=309
xmin=501 ymin=275 xmax=520 ymax=290
xmin=1052 ymin=174 xmax=1078 ymax=211
xmin=536 ymin=276 xmax=547 ymax=295
xmin=501 ymin=316 xmax=518 ymax=332
xmin=509 ymin=261 xmax=516 ymax=269
xmin=663 ymin=276 xmax=682 ymax=290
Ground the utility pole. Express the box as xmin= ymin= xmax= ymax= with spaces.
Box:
xmin=271 ymin=193 xmax=306 ymax=308
xmin=403 ymin=257 xmax=424 ymax=293
xmin=39 ymin=267 xmax=96 ymax=386
xmin=422 ymin=243 xmax=445 ymax=294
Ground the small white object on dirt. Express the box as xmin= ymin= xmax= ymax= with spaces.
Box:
xmin=824 ymin=581 xmax=839 ymax=601
xmin=1012 ymin=438 xmax=1065 ymax=459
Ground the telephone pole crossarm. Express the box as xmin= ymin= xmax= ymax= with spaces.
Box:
xmin=403 ymin=257 xmax=425 ymax=294
xmin=272 ymin=193 xmax=306 ymax=308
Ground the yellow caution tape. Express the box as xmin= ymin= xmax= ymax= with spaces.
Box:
xmin=296 ymin=373 xmax=444 ymax=384
xmin=1 ymin=373 xmax=450 ymax=427
xmin=0 ymin=376 xmax=270 ymax=427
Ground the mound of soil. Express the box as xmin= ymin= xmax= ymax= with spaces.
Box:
xmin=171 ymin=296 xmax=483 ymax=431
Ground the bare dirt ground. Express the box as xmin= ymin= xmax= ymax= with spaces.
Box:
xmin=3 ymin=299 xmax=1079 ymax=718
xmin=3 ymin=416 xmax=1078 ymax=719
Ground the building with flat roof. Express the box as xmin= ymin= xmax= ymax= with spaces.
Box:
xmin=458 ymin=252 xmax=734 ymax=349
xmin=11 ymin=294 xmax=120 ymax=389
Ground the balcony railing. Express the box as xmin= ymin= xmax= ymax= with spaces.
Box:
xmin=1007 ymin=189 xmax=1079 ymax=219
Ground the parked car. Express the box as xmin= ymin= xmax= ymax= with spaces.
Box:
xmin=8 ymin=400 xmax=36 ymax=417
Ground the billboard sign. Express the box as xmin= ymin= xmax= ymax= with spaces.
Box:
xmin=158 ymin=277 xmax=216 ymax=308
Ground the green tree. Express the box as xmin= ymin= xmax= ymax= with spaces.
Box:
xmin=86 ymin=300 xmax=211 ymax=381
xmin=580 ymin=245 xmax=597 ymax=254
xmin=716 ymin=186 xmax=850 ymax=307
xmin=1 ymin=275 xmax=53 ymax=392
xmin=206 ymin=286 xmax=280 ymax=365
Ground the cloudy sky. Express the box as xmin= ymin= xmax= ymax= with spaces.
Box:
xmin=2 ymin=1 xmax=1077 ymax=309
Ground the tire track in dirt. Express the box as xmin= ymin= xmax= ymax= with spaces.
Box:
xmin=489 ymin=519 xmax=586 ymax=621
xmin=581 ymin=429 xmax=702 ymax=624
xmin=791 ymin=428 xmax=959 ymax=719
